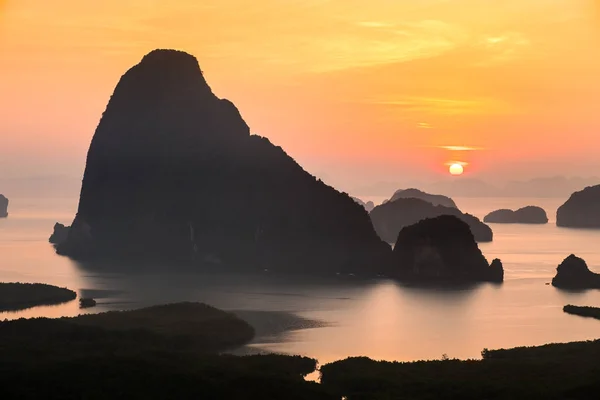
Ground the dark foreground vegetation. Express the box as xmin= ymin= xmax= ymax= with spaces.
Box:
xmin=0 ymin=282 xmax=76 ymax=311
xmin=320 ymin=339 xmax=600 ymax=399
xmin=6 ymin=301 xmax=600 ymax=398
xmin=0 ymin=302 xmax=334 ymax=399
xmin=563 ymin=304 xmax=600 ymax=320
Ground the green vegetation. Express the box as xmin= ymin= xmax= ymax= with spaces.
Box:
xmin=0 ymin=282 xmax=76 ymax=311
xmin=0 ymin=302 xmax=255 ymax=361
xmin=320 ymin=340 xmax=600 ymax=399
xmin=563 ymin=304 xmax=600 ymax=320
xmin=0 ymin=302 xmax=335 ymax=399
xmin=8 ymin=299 xmax=600 ymax=398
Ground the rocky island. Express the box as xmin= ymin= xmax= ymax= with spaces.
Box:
xmin=551 ymin=254 xmax=600 ymax=289
xmin=484 ymin=206 xmax=548 ymax=224
xmin=388 ymin=188 xmax=457 ymax=208
xmin=55 ymin=49 xmax=391 ymax=274
xmin=0 ymin=194 xmax=8 ymax=218
xmin=391 ymin=215 xmax=503 ymax=283
xmin=370 ymin=197 xmax=493 ymax=243
xmin=557 ymin=185 xmax=600 ymax=228
xmin=49 ymin=222 xmax=70 ymax=244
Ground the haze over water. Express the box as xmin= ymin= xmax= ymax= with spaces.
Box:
xmin=2 ymin=194 xmax=600 ymax=366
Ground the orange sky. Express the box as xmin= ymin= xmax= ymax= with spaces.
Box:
xmin=1 ymin=0 xmax=599 ymax=192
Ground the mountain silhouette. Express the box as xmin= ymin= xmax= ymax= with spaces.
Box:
xmin=391 ymin=215 xmax=503 ymax=283
xmin=484 ymin=206 xmax=548 ymax=224
xmin=57 ymin=49 xmax=391 ymax=274
xmin=557 ymin=185 xmax=600 ymax=228
xmin=387 ymin=188 xmax=457 ymax=208
xmin=370 ymin=198 xmax=492 ymax=243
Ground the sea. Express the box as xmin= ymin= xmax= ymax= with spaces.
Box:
xmin=2 ymin=195 xmax=600 ymax=369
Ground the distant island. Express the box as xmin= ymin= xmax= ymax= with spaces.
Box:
xmin=557 ymin=185 xmax=600 ymax=228
xmin=391 ymin=215 xmax=502 ymax=283
xmin=551 ymin=254 xmax=600 ymax=289
xmin=370 ymin=197 xmax=493 ymax=243
xmin=0 ymin=282 xmax=76 ymax=311
xmin=0 ymin=194 xmax=8 ymax=218
xmin=351 ymin=176 xmax=600 ymax=199
xmin=351 ymin=197 xmax=375 ymax=212
xmin=54 ymin=49 xmax=391 ymax=274
xmin=387 ymin=188 xmax=457 ymax=208
xmin=484 ymin=206 xmax=548 ymax=224
xmin=563 ymin=305 xmax=600 ymax=320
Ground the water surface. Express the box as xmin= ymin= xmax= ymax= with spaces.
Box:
xmin=2 ymin=195 xmax=600 ymax=367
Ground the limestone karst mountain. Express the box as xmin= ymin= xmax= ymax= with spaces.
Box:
xmin=370 ymin=198 xmax=493 ymax=243
xmin=56 ymin=49 xmax=391 ymax=274
xmin=391 ymin=215 xmax=503 ymax=283
xmin=388 ymin=188 xmax=457 ymax=208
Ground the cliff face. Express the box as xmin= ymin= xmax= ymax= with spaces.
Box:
xmin=484 ymin=206 xmax=548 ymax=224
xmin=58 ymin=49 xmax=391 ymax=274
xmin=389 ymin=188 xmax=457 ymax=208
xmin=557 ymin=185 xmax=600 ymax=228
xmin=370 ymin=198 xmax=492 ymax=243
xmin=391 ymin=215 xmax=502 ymax=283
xmin=0 ymin=195 xmax=7 ymax=218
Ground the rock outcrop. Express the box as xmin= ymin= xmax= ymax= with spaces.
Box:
xmin=484 ymin=206 xmax=548 ymax=224
xmin=370 ymin=198 xmax=492 ymax=243
xmin=557 ymin=185 xmax=600 ymax=228
xmin=551 ymin=254 xmax=600 ymax=289
xmin=49 ymin=223 xmax=70 ymax=245
xmin=56 ymin=49 xmax=392 ymax=274
xmin=0 ymin=195 xmax=8 ymax=218
xmin=389 ymin=188 xmax=457 ymax=208
xmin=391 ymin=215 xmax=502 ymax=283
xmin=351 ymin=197 xmax=375 ymax=212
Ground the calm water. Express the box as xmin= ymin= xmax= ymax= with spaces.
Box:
xmin=2 ymin=195 xmax=600 ymax=367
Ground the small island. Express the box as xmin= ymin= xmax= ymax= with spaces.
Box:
xmin=551 ymin=254 xmax=600 ymax=289
xmin=557 ymin=185 xmax=600 ymax=228
xmin=0 ymin=282 xmax=77 ymax=311
xmin=563 ymin=305 xmax=600 ymax=320
xmin=391 ymin=215 xmax=503 ymax=283
xmin=0 ymin=194 xmax=8 ymax=218
xmin=484 ymin=206 xmax=548 ymax=224
xmin=79 ymin=298 xmax=97 ymax=308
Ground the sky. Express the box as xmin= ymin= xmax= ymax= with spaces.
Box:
xmin=1 ymin=0 xmax=599 ymax=195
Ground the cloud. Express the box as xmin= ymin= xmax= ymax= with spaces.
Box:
xmin=437 ymin=145 xmax=483 ymax=151
xmin=367 ymin=96 xmax=513 ymax=116
xmin=445 ymin=161 xmax=469 ymax=166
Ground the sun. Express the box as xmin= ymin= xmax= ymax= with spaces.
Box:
xmin=449 ymin=163 xmax=464 ymax=176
